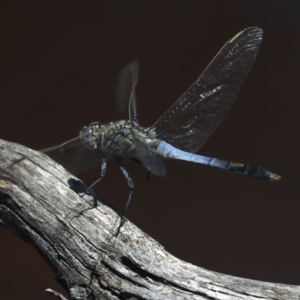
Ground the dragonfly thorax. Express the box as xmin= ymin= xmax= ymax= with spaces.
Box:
xmin=80 ymin=122 xmax=103 ymax=150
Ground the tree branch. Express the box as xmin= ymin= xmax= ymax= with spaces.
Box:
xmin=0 ymin=138 xmax=299 ymax=300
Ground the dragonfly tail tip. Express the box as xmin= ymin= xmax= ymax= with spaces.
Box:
xmin=268 ymin=173 xmax=281 ymax=181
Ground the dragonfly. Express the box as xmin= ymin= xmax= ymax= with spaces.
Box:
xmin=42 ymin=27 xmax=280 ymax=218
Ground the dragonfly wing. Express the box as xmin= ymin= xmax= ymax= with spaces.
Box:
xmin=115 ymin=59 xmax=139 ymax=124
xmin=148 ymin=27 xmax=263 ymax=153
xmin=132 ymin=132 xmax=166 ymax=177
xmin=41 ymin=136 xmax=102 ymax=175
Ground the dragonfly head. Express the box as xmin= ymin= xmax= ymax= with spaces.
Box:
xmin=80 ymin=122 xmax=101 ymax=149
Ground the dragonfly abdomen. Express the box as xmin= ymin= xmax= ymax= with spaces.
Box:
xmin=156 ymin=141 xmax=228 ymax=167
xmin=156 ymin=141 xmax=280 ymax=181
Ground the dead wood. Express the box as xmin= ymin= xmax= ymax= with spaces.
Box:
xmin=0 ymin=139 xmax=299 ymax=300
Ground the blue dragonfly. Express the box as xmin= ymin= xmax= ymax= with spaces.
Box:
xmin=43 ymin=27 xmax=280 ymax=216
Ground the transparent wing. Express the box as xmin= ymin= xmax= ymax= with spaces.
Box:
xmin=148 ymin=27 xmax=263 ymax=153
xmin=115 ymin=59 xmax=139 ymax=124
xmin=41 ymin=135 xmax=102 ymax=175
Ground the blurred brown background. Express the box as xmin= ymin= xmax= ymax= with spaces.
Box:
xmin=0 ymin=1 xmax=299 ymax=299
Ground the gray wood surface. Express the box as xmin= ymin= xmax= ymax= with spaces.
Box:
xmin=0 ymin=138 xmax=298 ymax=300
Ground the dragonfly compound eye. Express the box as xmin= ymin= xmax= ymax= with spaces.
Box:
xmin=80 ymin=122 xmax=101 ymax=149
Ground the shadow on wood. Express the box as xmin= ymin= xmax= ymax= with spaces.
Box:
xmin=0 ymin=139 xmax=298 ymax=299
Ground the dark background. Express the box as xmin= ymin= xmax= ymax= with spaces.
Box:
xmin=1 ymin=1 xmax=299 ymax=299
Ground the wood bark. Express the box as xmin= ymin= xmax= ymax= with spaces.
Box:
xmin=0 ymin=138 xmax=298 ymax=300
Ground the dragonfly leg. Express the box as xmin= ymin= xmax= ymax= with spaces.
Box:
xmin=114 ymin=157 xmax=134 ymax=234
xmin=80 ymin=156 xmax=107 ymax=197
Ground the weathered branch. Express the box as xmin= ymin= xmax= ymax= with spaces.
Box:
xmin=0 ymin=138 xmax=299 ymax=300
